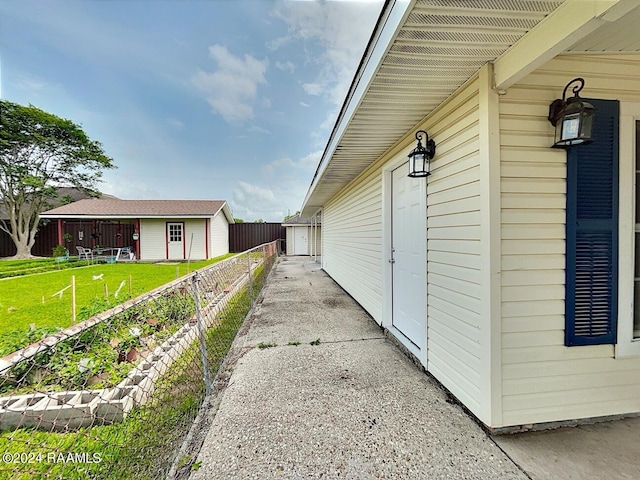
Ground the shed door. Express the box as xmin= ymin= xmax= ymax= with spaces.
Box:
xmin=294 ymin=227 xmax=308 ymax=255
xmin=391 ymin=164 xmax=426 ymax=350
xmin=167 ymin=222 xmax=185 ymax=259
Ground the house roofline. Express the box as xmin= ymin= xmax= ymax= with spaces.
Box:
xmin=300 ymin=0 xmax=637 ymax=218
xmin=301 ymin=0 xmax=411 ymax=216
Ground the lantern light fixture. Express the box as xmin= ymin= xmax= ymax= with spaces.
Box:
xmin=547 ymin=77 xmax=595 ymax=148
xmin=408 ymin=130 xmax=436 ymax=178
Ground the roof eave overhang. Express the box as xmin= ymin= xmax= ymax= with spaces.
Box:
xmin=300 ymin=0 xmax=638 ymax=218
xmin=493 ymin=0 xmax=638 ymax=89
xmin=217 ymin=202 xmax=235 ymax=224
xmin=40 ymin=214 xmax=217 ymax=220
xmin=301 ymin=0 xmax=413 ymax=217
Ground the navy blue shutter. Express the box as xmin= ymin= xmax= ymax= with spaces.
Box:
xmin=565 ymin=99 xmax=619 ymax=346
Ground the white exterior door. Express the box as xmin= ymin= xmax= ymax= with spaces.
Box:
xmin=167 ymin=222 xmax=184 ymax=259
xmin=391 ymin=164 xmax=426 ymax=351
xmin=294 ymin=227 xmax=309 ymax=255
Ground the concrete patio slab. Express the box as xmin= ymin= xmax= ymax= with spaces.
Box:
xmin=186 ymin=256 xmax=639 ymax=480
xmin=188 ymin=257 xmax=526 ymax=479
xmin=493 ymin=418 xmax=640 ymax=480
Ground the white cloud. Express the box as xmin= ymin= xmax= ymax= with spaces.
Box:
xmin=262 ymin=150 xmax=321 ymax=176
xmin=168 ymin=118 xmax=184 ymax=129
xmin=14 ymin=74 xmax=48 ymax=92
xmin=270 ymin=1 xmax=383 ymax=108
xmin=275 ymin=60 xmax=295 ymax=73
xmin=302 ymin=83 xmax=323 ymax=96
xmin=300 ymin=101 xmax=310 ymax=107
xmin=232 ymin=181 xmax=283 ymax=220
xmin=192 ymin=44 xmax=268 ymax=124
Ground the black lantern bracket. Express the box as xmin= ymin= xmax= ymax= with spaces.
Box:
xmin=408 ymin=130 xmax=436 ymax=178
xmin=548 ymin=77 xmax=595 ymax=148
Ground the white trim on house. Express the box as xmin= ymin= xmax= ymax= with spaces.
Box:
xmin=478 ymin=64 xmax=503 ymax=426
xmin=493 ymin=0 xmax=637 ymax=90
xmin=616 ymin=101 xmax=640 ymax=357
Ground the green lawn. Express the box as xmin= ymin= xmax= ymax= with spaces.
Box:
xmin=0 ymin=255 xmax=234 ymax=338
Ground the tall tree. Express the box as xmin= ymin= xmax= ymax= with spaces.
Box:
xmin=0 ymin=100 xmax=115 ymax=258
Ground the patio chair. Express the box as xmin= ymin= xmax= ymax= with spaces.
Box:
xmin=76 ymin=246 xmax=93 ymax=260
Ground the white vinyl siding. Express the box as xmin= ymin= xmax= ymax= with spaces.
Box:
xmin=322 ymin=77 xmax=486 ymax=420
xmin=500 ymin=54 xmax=640 ymax=426
xmin=425 ymin=77 xmax=484 ymax=417
xmin=183 ymin=219 xmax=207 ymax=260
xmin=210 ymin=213 xmax=229 ymax=258
xmin=323 ymin=169 xmax=383 ymax=323
xmin=139 ymin=218 xmax=210 ymax=260
xmin=139 ymin=219 xmax=167 ymax=260
xmin=285 ymin=227 xmax=294 ymax=255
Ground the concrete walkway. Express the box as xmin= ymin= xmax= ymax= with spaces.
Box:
xmin=188 ymin=256 xmax=638 ymax=480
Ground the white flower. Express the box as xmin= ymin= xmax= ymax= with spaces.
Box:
xmin=129 ymin=327 xmax=142 ymax=337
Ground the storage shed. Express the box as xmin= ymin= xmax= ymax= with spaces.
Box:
xmin=283 ymin=214 xmax=321 ymax=256
xmin=41 ymin=199 xmax=234 ymax=261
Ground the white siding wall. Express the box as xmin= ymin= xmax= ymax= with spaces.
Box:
xmin=500 ymin=54 xmax=640 ymax=426
xmin=424 ymin=78 xmax=485 ymax=418
xmin=322 ymin=77 xmax=488 ymax=420
xmin=184 ymin=219 xmax=206 ymax=260
xmin=139 ymin=219 xmax=167 ymax=260
xmin=323 ymin=169 xmax=384 ymax=322
xmin=210 ymin=213 xmax=229 ymax=258
xmin=285 ymin=227 xmax=295 ymax=255
xmin=139 ymin=218 xmax=209 ymax=260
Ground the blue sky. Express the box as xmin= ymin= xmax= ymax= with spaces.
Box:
xmin=0 ymin=0 xmax=383 ymax=221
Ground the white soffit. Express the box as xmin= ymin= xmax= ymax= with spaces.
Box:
xmin=568 ymin=2 xmax=640 ymax=52
xmin=302 ymin=0 xmax=566 ymax=214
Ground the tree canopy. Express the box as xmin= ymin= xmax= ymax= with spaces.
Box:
xmin=283 ymin=211 xmax=300 ymax=222
xmin=0 ymin=100 xmax=115 ymax=258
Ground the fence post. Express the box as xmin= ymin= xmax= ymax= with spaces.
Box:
xmin=191 ymin=272 xmax=212 ymax=396
xmin=71 ymin=275 xmax=76 ymax=324
xmin=247 ymin=252 xmax=254 ymax=306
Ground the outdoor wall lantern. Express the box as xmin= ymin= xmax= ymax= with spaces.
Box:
xmin=408 ymin=130 xmax=436 ymax=178
xmin=547 ymin=77 xmax=595 ymax=147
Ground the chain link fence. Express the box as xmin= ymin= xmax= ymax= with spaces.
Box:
xmin=0 ymin=242 xmax=278 ymax=479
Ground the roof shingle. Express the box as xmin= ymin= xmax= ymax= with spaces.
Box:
xmin=41 ymin=199 xmax=227 ymax=217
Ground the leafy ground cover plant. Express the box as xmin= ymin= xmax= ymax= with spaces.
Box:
xmin=0 ymin=289 xmax=196 ymax=395
xmin=0 ymin=259 xmax=271 ymax=480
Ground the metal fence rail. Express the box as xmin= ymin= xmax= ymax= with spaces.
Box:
xmin=0 ymin=242 xmax=277 ymax=479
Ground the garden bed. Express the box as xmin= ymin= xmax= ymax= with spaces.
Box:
xmin=0 ymin=258 xmax=259 ymax=431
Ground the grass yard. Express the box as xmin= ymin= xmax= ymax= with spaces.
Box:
xmin=0 ymin=279 xmax=257 ymax=479
xmin=0 ymin=255 xmax=234 ymax=341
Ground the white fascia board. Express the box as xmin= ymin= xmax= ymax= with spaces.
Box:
xmin=301 ymin=0 xmax=413 ymax=211
xmin=214 ymin=202 xmax=235 ymax=224
xmin=493 ymin=0 xmax=638 ymax=90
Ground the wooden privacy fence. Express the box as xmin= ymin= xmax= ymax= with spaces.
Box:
xmin=228 ymin=222 xmax=285 ymax=253
xmin=1 ymin=221 xmax=286 ymax=257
